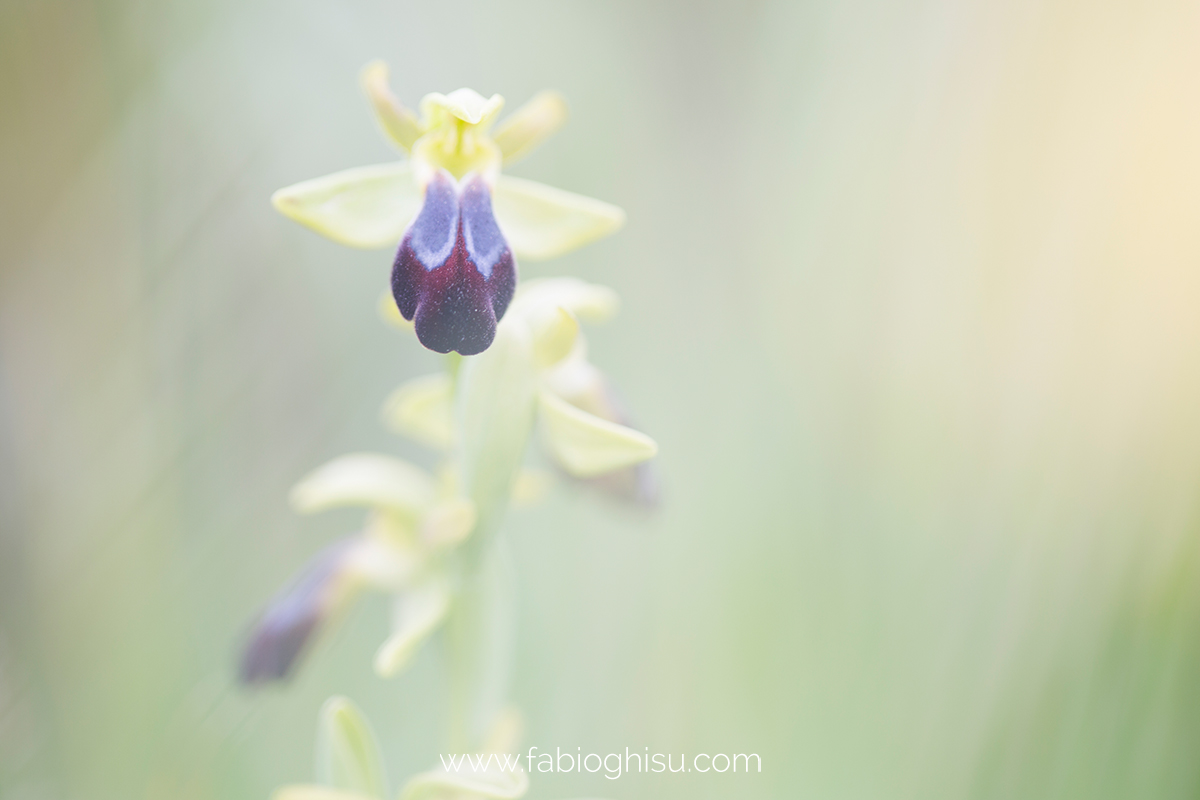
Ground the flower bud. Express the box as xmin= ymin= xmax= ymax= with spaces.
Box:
xmin=239 ymin=540 xmax=358 ymax=684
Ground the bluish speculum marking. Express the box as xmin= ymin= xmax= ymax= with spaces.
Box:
xmin=391 ymin=169 xmax=517 ymax=355
xmin=408 ymin=172 xmax=459 ymax=269
xmin=460 ymin=175 xmax=507 ymax=278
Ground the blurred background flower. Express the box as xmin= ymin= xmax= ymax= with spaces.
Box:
xmin=4 ymin=1 xmax=1200 ymax=799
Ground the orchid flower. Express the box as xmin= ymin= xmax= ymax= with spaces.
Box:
xmin=251 ymin=71 xmax=657 ymax=800
xmin=240 ymin=279 xmax=657 ymax=685
xmin=271 ymin=61 xmax=625 ymax=355
xmin=240 ymin=457 xmax=468 ymax=683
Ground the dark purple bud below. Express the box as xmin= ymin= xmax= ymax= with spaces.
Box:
xmin=392 ymin=170 xmax=517 ymax=356
xmin=238 ymin=539 xmax=357 ymax=685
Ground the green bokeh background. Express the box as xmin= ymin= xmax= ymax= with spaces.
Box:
xmin=4 ymin=1 xmax=1200 ymax=798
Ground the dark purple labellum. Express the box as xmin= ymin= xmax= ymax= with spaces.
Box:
xmin=392 ymin=170 xmax=517 ymax=355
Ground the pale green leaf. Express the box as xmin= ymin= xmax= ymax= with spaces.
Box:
xmin=360 ymin=61 xmax=423 ymax=151
xmin=316 ymin=697 xmax=389 ymax=799
xmin=290 ymin=454 xmax=436 ymax=518
xmin=272 ymin=162 xmax=420 ymax=249
xmin=492 ymin=91 xmax=568 ymax=165
xmin=492 ymin=176 xmax=625 ymax=261
xmin=538 ymin=391 xmax=658 ymax=477
xmin=382 ymin=374 xmax=455 ymax=450
xmin=373 ymin=577 xmax=451 ymax=678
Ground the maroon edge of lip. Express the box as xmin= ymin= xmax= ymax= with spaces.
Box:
xmin=391 ymin=170 xmax=517 ymax=356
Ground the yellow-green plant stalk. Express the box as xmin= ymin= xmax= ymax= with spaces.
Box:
xmin=244 ymin=63 xmax=657 ymax=774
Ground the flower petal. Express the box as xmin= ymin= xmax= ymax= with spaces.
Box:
xmin=290 ymin=453 xmax=436 ymax=518
xmin=492 ymin=176 xmax=625 ymax=260
xmin=538 ymin=390 xmax=658 ymax=477
xmin=541 ymin=343 xmax=606 ymax=411
xmin=317 ymin=696 xmax=389 ymax=799
xmin=511 ymin=277 xmax=620 ymax=326
xmin=399 ymin=766 xmax=528 ymax=800
xmin=373 ymin=576 xmax=451 ymax=678
xmin=540 ymin=348 xmax=663 ymax=508
xmin=392 ymin=171 xmax=517 ymax=355
xmin=360 ymin=61 xmax=423 ymax=151
xmin=381 ymin=374 xmax=455 ymax=450
xmin=343 ymin=533 xmax=419 ymax=590
xmin=531 ymin=307 xmax=579 ymax=368
xmin=239 ymin=530 xmax=421 ymax=686
xmin=272 ymin=163 xmax=421 ymax=249
xmin=491 ymin=91 xmax=568 ymax=165
xmin=420 ymin=89 xmax=505 ymax=127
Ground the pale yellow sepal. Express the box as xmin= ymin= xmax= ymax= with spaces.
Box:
xmin=373 ymin=577 xmax=451 ymax=677
xmin=532 ymin=307 xmax=579 ymax=368
xmin=492 ymin=91 xmax=568 ymax=165
xmin=542 ymin=353 xmax=610 ymax=419
xmin=290 ymin=454 xmax=436 ymax=517
xmin=377 ymin=292 xmax=414 ymax=332
xmin=360 ymin=61 xmax=423 ymax=151
xmin=272 ymin=162 xmax=421 ymax=249
xmin=511 ymin=278 xmax=620 ymax=324
xmin=420 ymin=89 xmax=505 ymax=127
xmin=538 ymin=391 xmax=657 ymax=477
xmin=382 ymin=374 xmax=455 ymax=450
xmin=317 ymin=696 xmax=389 ymax=799
xmin=420 ymin=498 xmax=477 ymax=547
xmin=343 ymin=535 xmax=417 ymax=591
xmin=492 ymin=176 xmax=625 ymax=261
xmin=399 ymin=766 xmax=528 ymax=800
xmin=273 ymin=785 xmax=376 ymax=800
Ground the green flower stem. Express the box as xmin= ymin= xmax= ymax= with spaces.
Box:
xmin=444 ymin=319 xmax=537 ymax=749
xmin=445 ymin=564 xmax=483 ymax=753
xmin=445 ymin=540 xmax=514 ymax=752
